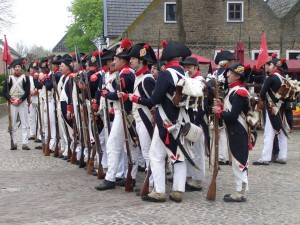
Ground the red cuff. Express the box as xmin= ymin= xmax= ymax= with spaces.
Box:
xmin=92 ymin=104 xmax=99 ymax=111
xmin=10 ymin=98 xmax=15 ymax=103
xmin=102 ymin=89 xmax=108 ymax=98
xmin=90 ymin=73 xmax=98 ymax=82
xmin=17 ymin=99 xmax=22 ymax=104
xmin=215 ymin=109 xmax=222 ymax=119
xmin=67 ymin=105 xmax=73 ymax=112
xmin=131 ymin=94 xmax=139 ymax=103
xmin=123 ymin=93 xmax=129 ymax=101
xmin=109 ymin=107 xmax=114 ymax=115
xmin=220 ymin=103 xmax=224 ymax=110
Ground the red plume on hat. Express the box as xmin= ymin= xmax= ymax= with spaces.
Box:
xmin=161 ymin=40 xmax=167 ymax=48
xmin=100 ymin=50 xmax=104 ymax=57
xmin=22 ymin=59 xmax=26 ymax=65
xmin=71 ymin=52 xmax=76 ymax=57
xmin=120 ymin=38 xmax=132 ymax=50
xmin=252 ymin=65 xmax=257 ymax=71
xmin=281 ymin=58 xmax=286 ymax=63
xmin=220 ymin=48 xmax=224 ymax=52
xmin=93 ymin=50 xmax=98 ymax=57
xmin=244 ymin=64 xmax=251 ymax=71
xmin=271 ymin=52 xmax=277 ymax=58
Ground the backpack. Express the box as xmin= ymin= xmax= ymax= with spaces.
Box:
xmin=275 ymin=74 xmax=300 ymax=101
xmin=167 ymin=68 xmax=206 ymax=110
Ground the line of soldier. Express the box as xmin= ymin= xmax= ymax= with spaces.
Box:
xmin=2 ymin=38 xmax=296 ymax=203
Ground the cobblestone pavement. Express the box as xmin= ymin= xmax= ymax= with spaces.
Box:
xmin=0 ymin=115 xmax=299 ymax=225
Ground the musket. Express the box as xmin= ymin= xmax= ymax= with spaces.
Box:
xmin=4 ymin=63 xmax=14 ymax=149
xmin=98 ymin=50 xmax=111 ymax=135
xmin=37 ymin=90 xmax=46 ymax=152
xmin=67 ymin=76 xmax=75 ymax=161
xmin=51 ymin=70 xmax=61 ymax=158
xmin=206 ymin=77 xmax=219 ymax=201
xmin=157 ymin=29 xmax=161 ymax=71
xmin=75 ymin=45 xmax=104 ymax=178
xmin=44 ymin=88 xmax=51 ymax=156
xmin=116 ymin=72 xmax=133 ymax=192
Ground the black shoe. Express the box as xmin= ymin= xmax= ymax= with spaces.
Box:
xmin=138 ymin=165 xmax=146 ymax=172
xmin=95 ymin=180 xmax=116 ymax=191
xmin=116 ymin=177 xmax=124 ymax=182
xmin=67 ymin=158 xmax=71 ymax=162
xmin=22 ymin=145 xmax=30 ymax=150
xmin=34 ymin=139 xmax=42 ymax=143
xmin=78 ymin=162 xmax=86 ymax=168
xmin=35 ymin=145 xmax=42 ymax=150
xmin=58 ymin=154 xmax=64 ymax=158
xmin=116 ymin=178 xmax=136 ymax=187
xmin=10 ymin=144 xmax=17 ymax=150
xmin=219 ymin=160 xmax=229 ymax=165
xmin=92 ymin=171 xmax=98 ymax=176
xmin=76 ymin=161 xmax=80 ymax=165
xmin=62 ymin=156 xmax=68 ymax=160
xmin=185 ymin=183 xmax=202 ymax=192
xmin=28 ymin=136 xmax=35 ymax=140
xmin=252 ymin=160 xmax=269 ymax=166
xmin=223 ymin=194 xmax=246 ymax=202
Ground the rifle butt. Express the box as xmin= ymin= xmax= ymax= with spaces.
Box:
xmin=53 ymin=145 xmax=60 ymax=158
xmin=71 ymin=150 xmax=77 ymax=164
xmin=44 ymin=144 xmax=50 ymax=156
xmin=97 ymin=165 xmax=105 ymax=179
xmin=86 ymin=159 xmax=94 ymax=174
xmin=140 ymin=169 xmax=152 ymax=198
xmin=206 ymin=180 xmax=216 ymax=201
xmin=125 ymin=165 xmax=134 ymax=192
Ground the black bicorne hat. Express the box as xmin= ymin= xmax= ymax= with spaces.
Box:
xmin=71 ymin=52 xmax=85 ymax=62
xmin=61 ymin=55 xmax=74 ymax=72
xmin=127 ymin=43 xmax=157 ymax=64
xmin=180 ymin=56 xmax=198 ymax=66
xmin=39 ymin=57 xmax=49 ymax=70
xmin=215 ymin=49 xmax=236 ymax=65
xmin=160 ymin=42 xmax=191 ymax=61
xmin=29 ymin=59 xmax=39 ymax=69
xmin=269 ymin=57 xmax=288 ymax=73
xmin=8 ymin=57 xmax=26 ymax=69
xmin=87 ymin=50 xmax=101 ymax=67
xmin=114 ymin=38 xmax=133 ymax=61
xmin=225 ymin=62 xmax=252 ymax=82
xmin=50 ymin=55 xmax=62 ymax=65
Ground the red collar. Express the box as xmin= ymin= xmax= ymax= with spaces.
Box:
xmin=65 ymin=71 xmax=72 ymax=77
xmin=13 ymin=73 xmax=22 ymax=77
xmin=229 ymin=80 xmax=244 ymax=88
xmin=135 ymin=66 xmax=149 ymax=77
xmin=118 ymin=64 xmax=130 ymax=73
xmin=269 ymin=68 xmax=282 ymax=76
xmin=90 ymin=66 xmax=99 ymax=72
xmin=191 ymin=71 xmax=201 ymax=78
xmin=54 ymin=68 xmax=59 ymax=73
xmin=164 ymin=61 xmax=181 ymax=69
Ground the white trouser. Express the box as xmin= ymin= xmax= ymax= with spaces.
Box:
xmin=218 ymin=128 xmax=229 ymax=161
xmin=186 ymin=129 xmax=205 ymax=181
xmin=43 ymin=98 xmax=56 ymax=150
xmin=105 ymin=110 xmax=139 ymax=182
xmin=62 ymin=119 xmax=74 ymax=157
xmin=261 ymin=111 xmax=288 ymax=161
xmin=57 ymin=105 xmax=66 ymax=150
xmin=29 ymin=102 xmax=38 ymax=137
xmin=136 ymin=120 xmax=151 ymax=168
xmin=150 ymin=126 xmax=187 ymax=193
xmin=10 ymin=101 xmax=29 ymax=145
xmin=232 ymin=158 xmax=249 ymax=192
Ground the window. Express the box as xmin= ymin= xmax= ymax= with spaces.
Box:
xmin=286 ymin=50 xmax=300 ymax=60
xmin=227 ymin=1 xmax=244 ymax=22
xmin=164 ymin=2 xmax=176 ymax=23
xmin=251 ymin=50 xmax=280 ymax=60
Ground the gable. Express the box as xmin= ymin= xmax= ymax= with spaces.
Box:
xmin=267 ymin=0 xmax=299 ymax=18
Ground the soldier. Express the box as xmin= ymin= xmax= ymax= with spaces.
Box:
xmin=142 ymin=42 xmax=193 ymax=203
xmin=253 ymin=56 xmax=291 ymax=165
xmin=212 ymin=62 xmax=251 ymax=202
xmin=28 ymin=59 xmax=40 ymax=141
xmin=212 ymin=49 xmax=236 ymax=165
xmin=95 ymin=38 xmax=138 ymax=190
xmin=180 ymin=56 xmax=209 ymax=192
xmin=2 ymin=58 xmax=30 ymax=150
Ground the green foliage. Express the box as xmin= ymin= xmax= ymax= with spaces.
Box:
xmin=0 ymin=74 xmax=6 ymax=85
xmin=65 ymin=0 xmax=103 ymax=53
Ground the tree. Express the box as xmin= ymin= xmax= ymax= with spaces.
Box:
xmin=0 ymin=0 xmax=13 ymax=32
xmin=65 ymin=0 xmax=103 ymax=53
xmin=15 ymin=41 xmax=50 ymax=58
xmin=176 ymin=0 xmax=186 ymax=43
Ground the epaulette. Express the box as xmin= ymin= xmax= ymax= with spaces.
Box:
xmin=236 ymin=88 xmax=249 ymax=97
xmin=122 ymin=68 xmax=131 ymax=75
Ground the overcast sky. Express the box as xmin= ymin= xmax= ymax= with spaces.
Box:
xmin=2 ymin=0 xmax=73 ymax=50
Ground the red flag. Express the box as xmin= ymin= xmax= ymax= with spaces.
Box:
xmin=2 ymin=35 xmax=13 ymax=66
xmin=256 ymin=31 xmax=269 ymax=69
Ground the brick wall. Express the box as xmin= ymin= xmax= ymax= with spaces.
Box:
xmin=124 ymin=0 xmax=300 ymax=61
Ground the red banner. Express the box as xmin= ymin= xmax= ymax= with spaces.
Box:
xmin=256 ymin=31 xmax=269 ymax=69
xmin=2 ymin=35 xmax=13 ymax=65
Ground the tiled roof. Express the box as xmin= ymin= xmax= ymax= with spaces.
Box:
xmin=107 ymin=0 xmax=153 ymax=37
xmin=52 ymin=34 xmax=68 ymax=53
xmin=266 ymin=0 xmax=299 ymax=18
xmin=0 ymin=39 xmax=21 ymax=57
